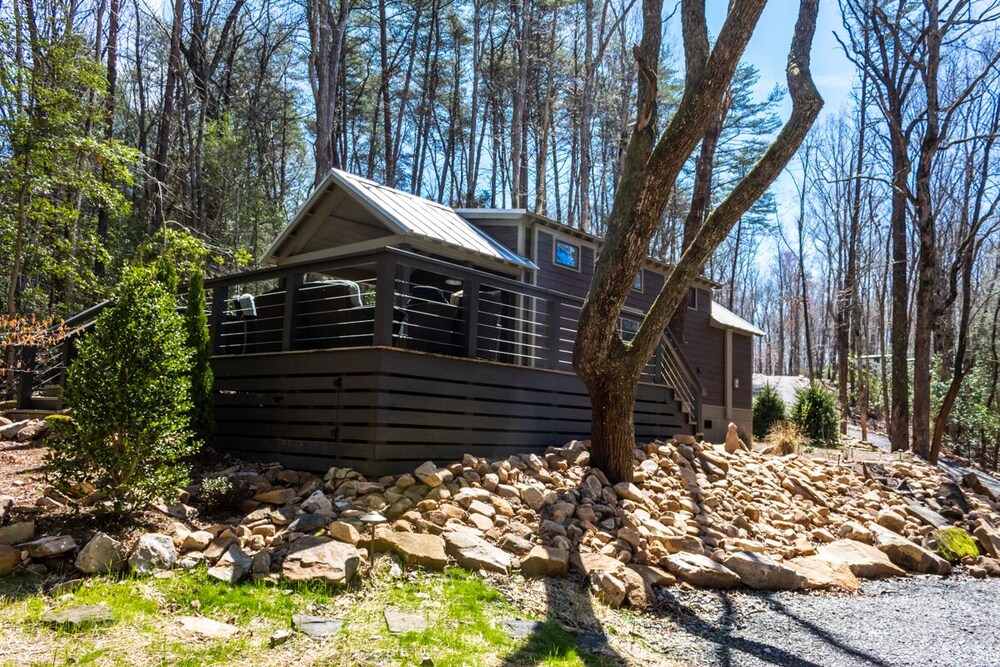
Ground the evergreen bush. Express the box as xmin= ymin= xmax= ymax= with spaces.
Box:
xmin=752 ymin=384 xmax=786 ymax=439
xmin=185 ymin=268 xmax=214 ymax=446
xmin=45 ymin=266 xmax=196 ymax=512
xmin=791 ymin=383 xmax=840 ymax=445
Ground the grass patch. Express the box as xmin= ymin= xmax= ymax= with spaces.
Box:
xmin=0 ymin=565 xmax=614 ymax=666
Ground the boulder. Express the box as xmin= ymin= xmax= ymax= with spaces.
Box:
xmin=625 ymin=563 xmax=676 ymax=588
xmin=974 ymin=522 xmax=1000 ymax=559
xmin=0 ymin=495 xmax=12 ymax=522
xmin=0 ymin=544 xmax=20 ymax=574
xmin=301 ymin=490 xmax=333 ymax=514
xmin=591 ymin=571 xmax=627 ymax=608
xmin=292 ymin=614 xmax=343 ymax=638
xmin=181 ymin=531 xmax=214 ymax=552
xmin=328 ymin=521 xmax=361 ymax=545
xmin=443 ymin=530 xmax=510 ymax=574
xmin=870 ymin=525 xmax=951 ymax=575
xmin=724 ymin=422 xmax=748 ymax=454
xmin=21 ymin=535 xmax=76 ymax=558
xmin=937 ymin=480 xmax=971 ymax=514
xmin=722 ymin=551 xmax=808 ymax=591
xmin=253 ymin=488 xmax=296 ymax=505
xmin=207 ymin=544 xmax=252 ymax=583
xmin=413 ymin=461 xmax=445 ymax=488
xmin=41 ymin=605 xmax=113 ymax=627
xmin=178 ymin=616 xmax=240 ymax=639
xmin=663 ymin=552 xmax=741 ymax=589
xmin=613 ymin=483 xmax=645 ymax=503
xmin=815 ymin=539 xmax=905 ymax=579
xmin=75 ymin=532 xmax=125 ymax=574
xmin=0 ymin=520 xmax=35 ymax=545
xmin=289 ymin=512 xmax=331 ymax=533
xmin=499 ymin=534 xmax=534 ymax=555
xmin=934 ymin=527 xmax=979 ymax=562
xmin=520 ymin=545 xmax=569 ymax=577
xmin=904 ymin=501 xmax=950 ymax=529
xmin=787 ymin=556 xmax=861 ymax=591
xmin=570 ymin=552 xmax=625 ymax=578
xmin=282 ymin=536 xmax=359 ymax=586
xmin=962 ymin=472 xmax=997 ymax=501
xmin=129 ymin=533 xmax=177 ymax=574
xmin=15 ymin=420 xmax=50 ymax=442
xmin=389 ymin=532 xmax=448 ymax=570
xmin=0 ymin=420 xmax=30 ymax=440
xmin=837 ymin=521 xmax=873 ymax=544
xmin=875 ymin=509 xmax=907 ymax=534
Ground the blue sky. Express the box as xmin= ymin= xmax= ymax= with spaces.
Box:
xmin=702 ymin=1 xmax=859 ymax=264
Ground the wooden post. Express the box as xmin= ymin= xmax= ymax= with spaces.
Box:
xmin=281 ymin=273 xmax=303 ymax=351
xmin=546 ymin=299 xmax=561 ymax=369
xmin=373 ymin=254 xmax=397 ymax=346
xmin=463 ymin=279 xmax=480 ymax=358
xmin=210 ymin=284 xmax=229 ymax=354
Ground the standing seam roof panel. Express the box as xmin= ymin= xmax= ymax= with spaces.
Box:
xmin=336 ymin=170 xmax=534 ymax=267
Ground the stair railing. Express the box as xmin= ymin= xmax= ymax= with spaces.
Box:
xmin=658 ymin=330 xmax=703 ymax=432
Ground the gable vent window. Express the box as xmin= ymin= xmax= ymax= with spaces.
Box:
xmin=554 ymin=239 xmax=581 ymax=271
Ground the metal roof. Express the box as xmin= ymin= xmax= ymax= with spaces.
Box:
xmin=266 ymin=170 xmax=536 ymax=269
xmin=711 ymin=301 xmax=765 ymax=337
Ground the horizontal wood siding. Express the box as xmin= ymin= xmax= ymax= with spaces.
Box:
xmin=473 ymin=224 xmax=520 ymax=254
xmin=534 ymin=231 xmax=596 ymax=297
xmin=212 ymin=347 xmax=693 ymax=475
xmin=679 ymin=288 xmax=724 ymax=406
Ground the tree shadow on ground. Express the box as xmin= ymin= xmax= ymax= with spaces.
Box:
xmin=498 ymin=573 xmax=625 ymax=666
xmin=649 ymin=588 xmax=892 ymax=667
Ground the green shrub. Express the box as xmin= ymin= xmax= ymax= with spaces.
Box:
xmin=185 ymin=268 xmax=214 ymax=446
xmin=198 ymin=474 xmax=248 ymax=511
xmin=45 ymin=266 xmax=196 ymax=512
xmin=753 ymin=384 xmax=786 ymax=439
xmin=791 ymin=383 xmax=840 ymax=445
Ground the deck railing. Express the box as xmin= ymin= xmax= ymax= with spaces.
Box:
xmin=202 ymin=246 xmax=703 ymax=422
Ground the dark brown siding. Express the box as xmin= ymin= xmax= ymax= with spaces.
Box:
xmin=534 ymin=231 xmax=596 ymax=297
xmin=733 ymin=332 xmax=753 ymax=409
xmin=472 ymin=224 xmax=521 ymax=254
xmin=212 ymin=347 xmax=693 ymax=475
xmin=679 ymin=288 xmax=725 ymax=406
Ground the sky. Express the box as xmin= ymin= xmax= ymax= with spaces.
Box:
xmin=706 ymin=1 xmax=861 ymax=266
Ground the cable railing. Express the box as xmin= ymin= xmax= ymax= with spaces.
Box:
xmin=198 ymin=246 xmax=702 ymax=425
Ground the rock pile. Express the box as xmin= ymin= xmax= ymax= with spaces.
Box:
xmin=5 ymin=425 xmax=1000 ymax=609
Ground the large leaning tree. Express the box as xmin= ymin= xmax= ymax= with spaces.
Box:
xmin=573 ymin=0 xmax=824 ymax=483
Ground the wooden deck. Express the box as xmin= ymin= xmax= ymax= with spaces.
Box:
xmin=213 ymin=346 xmax=693 ymax=474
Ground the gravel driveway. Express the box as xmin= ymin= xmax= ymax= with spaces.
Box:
xmin=631 ymin=577 xmax=1000 ymax=667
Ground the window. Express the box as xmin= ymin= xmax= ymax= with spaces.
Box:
xmin=632 ymin=271 xmax=643 ymax=292
xmin=688 ymin=288 xmax=698 ymax=310
xmin=619 ymin=317 xmax=640 ymax=342
xmin=553 ymin=239 xmax=581 ymax=270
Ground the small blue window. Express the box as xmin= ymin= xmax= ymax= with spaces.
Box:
xmin=554 ymin=239 xmax=580 ymax=270
xmin=633 ymin=271 xmax=643 ymax=291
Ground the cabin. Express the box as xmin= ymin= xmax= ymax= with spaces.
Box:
xmin=186 ymin=169 xmax=764 ymax=474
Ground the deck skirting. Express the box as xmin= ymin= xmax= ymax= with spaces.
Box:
xmin=212 ymin=346 xmax=693 ymax=475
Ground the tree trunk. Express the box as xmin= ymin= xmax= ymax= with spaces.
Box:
xmin=589 ymin=369 xmax=638 ymax=484
xmin=150 ymin=0 xmax=185 ymax=231
xmin=574 ymin=0 xmax=821 ymax=482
